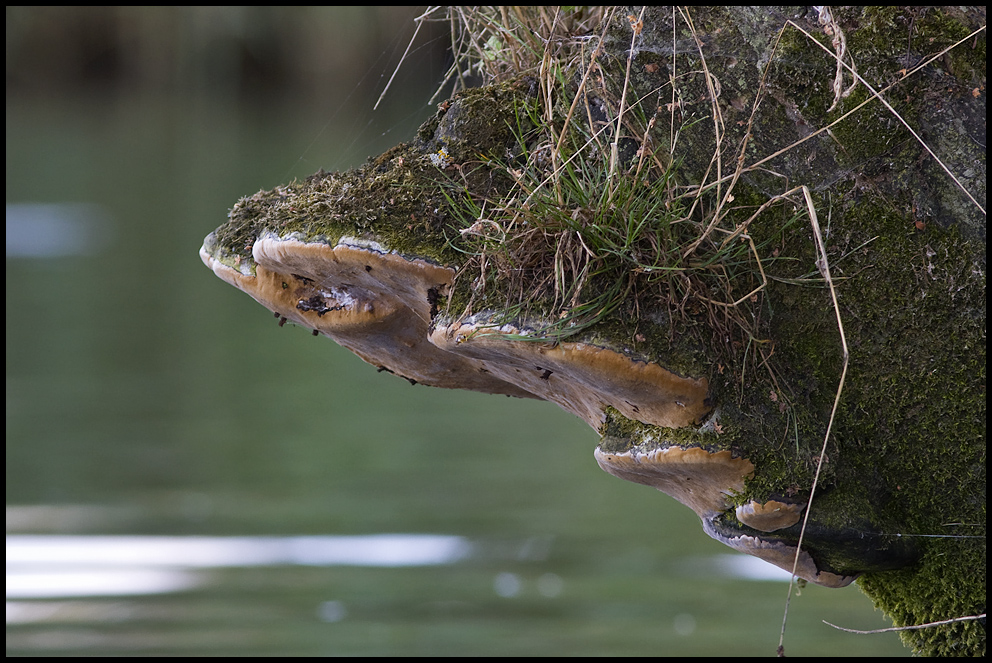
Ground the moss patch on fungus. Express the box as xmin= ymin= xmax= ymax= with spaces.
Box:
xmin=206 ymin=79 xmax=540 ymax=277
xmin=205 ymin=154 xmax=460 ymax=274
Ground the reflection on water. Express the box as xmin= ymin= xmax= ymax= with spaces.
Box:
xmin=7 ymin=533 xmax=472 ymax=572
xmin=8 ymin=568 xmax=202 ymax=602
xmin=703 ymin=554 xmax=796 ymax=582
xmin=4 ymin=521 xmax=863 ymax=647
xmin=7 ymin=533 xmax=473 ymax=599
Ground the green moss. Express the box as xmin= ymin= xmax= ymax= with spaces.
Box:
xmin=859 ymin=7 xmax=985 ymax=80
xmin=752 ymin=196 xmax=985 ymax=655
xmin=861 ymin=539 xmax=986 ymax=656
xmin=205 ymin=80 xmax=541 ymax=275
xmin=206 ymin=154 xmax=456 ymax=272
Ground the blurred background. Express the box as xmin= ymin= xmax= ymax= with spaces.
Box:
xmin=6 ymin=6 xmax=906 ymax=655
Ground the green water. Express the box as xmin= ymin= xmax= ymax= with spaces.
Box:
xmin=5 ymin=89 xmax=907 ymax=656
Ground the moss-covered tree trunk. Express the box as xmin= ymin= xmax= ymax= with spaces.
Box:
xmin=593 ymin=8 xmax=985 ymax=656
xmin=201 ymin=7 xmax=985 ymax=655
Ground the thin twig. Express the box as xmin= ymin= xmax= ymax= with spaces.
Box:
xmin=678 ymin=6 xmax=728 ymax=256
xmin=778 ymin=186 xmax=849 ymax=655
xmin=786 ymin=20 xmax=985 ymax=215
xmin=373 ymin=6 xmax=437 ymax=110
xmin=552 ymin=11 xmax=612 ymax=160
xmin=823 ymin=613 xmax=986 ymax=635
xmin=607 ymin=7 xmax=646 ymax=189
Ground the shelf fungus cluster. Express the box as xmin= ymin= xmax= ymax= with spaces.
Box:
xmin=200 ymin=224 xmax=866 ymax=587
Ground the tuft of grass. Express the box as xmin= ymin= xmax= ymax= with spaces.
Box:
xmin=443 ymin=104 xmax=790 ymax=347
xmin=435 ymin=6 xmax=806 ymax=401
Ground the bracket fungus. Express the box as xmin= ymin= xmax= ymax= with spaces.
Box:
xmin=430 ymin=316 xmax=711 ymax=430
xmin=735 ymin=499 xmax=804 ymax=533
xmin=705 ymin=525 xmax=856 ymax=589
xmin=199 ymin=229 xmax=715 ymax=431
xmin=594 ymin=446 xmax=754 ymax=521
xmin=593 ymin=441 xmax=861 ymax=587
xmin=201 ymin=224 xmax=853 ymax=586
xmin=199 ymin=232 xmax=534 ymax=398
xmin=198 ymin=81 xmax=917 ymax=591
xmin=202 ymin=220 xmax=868 ymax=586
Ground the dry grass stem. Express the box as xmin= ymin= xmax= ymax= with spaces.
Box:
xmin=778 ymin=186 xmax=850 ymax=653
xmin=823 ymin=613 xmax=987 ymax=635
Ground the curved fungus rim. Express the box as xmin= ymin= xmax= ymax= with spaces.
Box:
xmin=431 ymin=319 xmax=712 ymax=429
xmin=735 ymin=499 xmax=805 ymax=532
xmin=594 ymin=446 xmax=755 ymax=519
xmin=702 ymin=522 xmax=858 ymax=588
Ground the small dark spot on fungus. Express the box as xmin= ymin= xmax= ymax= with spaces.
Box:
xmin=297 ymin=295 xmax=344 ymax=317
xmin=273 ymin=311 xmax=280 ymax=318
xmin=278 ymin=316 xmax=287 ymax=327
xmin=539 ymin=368 xmax=553 ymax=380
xmin=427 ymin=286 xmax=441 ymax=318
xmin=312 ymin=329 xmax=319 ymax=336
xmin=365 ymin=265 xmax=373 ymax=272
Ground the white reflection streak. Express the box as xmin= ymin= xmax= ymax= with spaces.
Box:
xmin=710 ymin=554 xmax=795 ymax=581
xmin=6 ymin=534 xmax=472 ymax=600
xmin=6 ymin=568 xmax=201 ymax=600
